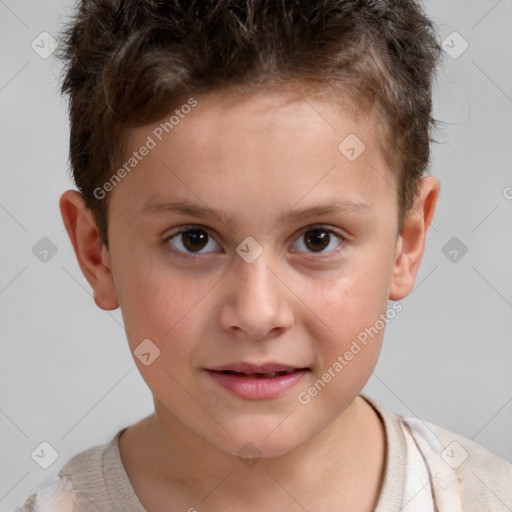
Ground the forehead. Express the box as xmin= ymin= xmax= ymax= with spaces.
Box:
xmin=168 ymin=84 xmax=379 ymax=147
xmin=114 ymin=86 xmax=398 ymax=225
xmin=127 ymin=83 xmax=386 ymax=156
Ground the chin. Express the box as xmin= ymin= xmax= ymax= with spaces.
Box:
xmin=210 ymin=421 xmax=308 ymax=461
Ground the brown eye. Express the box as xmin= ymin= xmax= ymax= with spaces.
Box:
xmin=291 ymin=226 xmax=343 ymax=255
xmin=167 ymin=227 xmax=221 ymax=254
xmin=182 ymin=230 xmax=209 ymax=252
xmin=304 ymin=230 xmax=331 ymax=252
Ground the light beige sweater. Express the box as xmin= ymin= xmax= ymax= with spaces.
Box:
xmin=13 ymin=396 xmax=512 ymax=511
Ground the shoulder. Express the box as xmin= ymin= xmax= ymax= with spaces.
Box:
xmin=363 ymin=395 xmax=512 ymax=512
xmin=12 ymin=435 xmax=118 ymax=512
xmin=401 ymin=414 xmax=512 ymax=510
xmin=12 ymin=476 xmax=76 ymax=512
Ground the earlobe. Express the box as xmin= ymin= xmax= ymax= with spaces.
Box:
xmin=389 ymin=176 xmax=440 ymax=301
xmin=59 ymin=190 xmax=119 ymax=310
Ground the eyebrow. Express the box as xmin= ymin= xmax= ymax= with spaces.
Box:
xmin=140 ymin=198 xmax=373 ymax=228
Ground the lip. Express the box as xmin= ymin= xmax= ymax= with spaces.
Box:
xmin=207 ymin=362 xmax=302 ymax=373
xmin=205 ymin=362 xmax=310 ymax=400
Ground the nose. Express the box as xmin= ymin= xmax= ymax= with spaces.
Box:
xmin=218 ymin=253 xmax=294 ymax=341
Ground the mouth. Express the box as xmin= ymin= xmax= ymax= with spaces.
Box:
xmin=207 ymin=362 xmax=309 ymax=376
xmin=205 ymin=362 xmax=310 ymax=399
xmin=216 ymin=369 xmax=298 ymax=379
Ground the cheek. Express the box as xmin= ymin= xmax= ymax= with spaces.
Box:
xmin=314 ymin=259 xmax=394 ymax=336
xmin=114 ymin=265 xmax=212 ymax=393
xmin=113 ymin=250 xmax=212 ymax=350
xmin=296 ymin=275 xmax=389 ymax=416
xmin=302 ymin=251 xmax=394 ymax=396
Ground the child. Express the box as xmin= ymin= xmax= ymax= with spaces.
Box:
xmin=14 ymin=0 xmax=512 ymax=511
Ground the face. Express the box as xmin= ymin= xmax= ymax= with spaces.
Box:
xmin=104 ymin=86 xmax=402 ymax=458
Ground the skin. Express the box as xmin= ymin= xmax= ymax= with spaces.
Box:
xmin=60 ymin=85 xmax=439 ymax=511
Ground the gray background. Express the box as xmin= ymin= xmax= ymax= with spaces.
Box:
xmin=1 ymin=1 xmax=511 ymax=509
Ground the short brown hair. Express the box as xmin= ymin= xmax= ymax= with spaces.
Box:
xmin=58 ymin=0 xmax=443 ymax=245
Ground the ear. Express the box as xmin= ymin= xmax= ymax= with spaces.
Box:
xmin=389 ymin=176 xmax=440 ymax=300
xmin=59 ymin=190 xmax=119 ymax=310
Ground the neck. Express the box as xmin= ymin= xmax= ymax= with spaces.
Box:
xmin=119 ymin=396 xmax=386 ymax=511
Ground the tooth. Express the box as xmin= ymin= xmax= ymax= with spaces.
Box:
xmin=267 ymin=372 xmax=277 ymax=378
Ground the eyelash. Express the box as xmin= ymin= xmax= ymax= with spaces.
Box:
xmin=163 ymin=224 xmax=347 ymax=260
